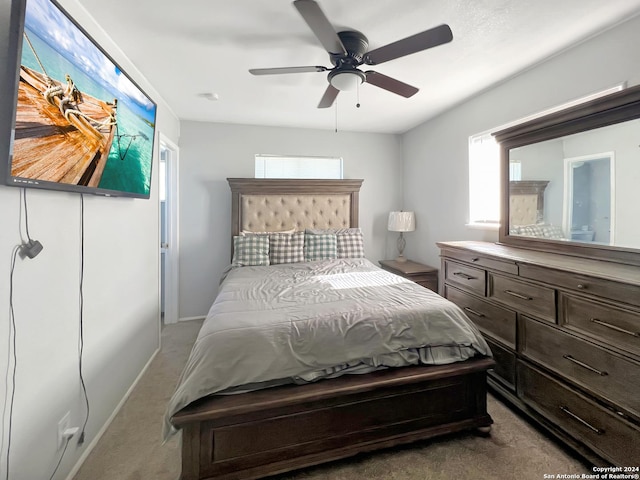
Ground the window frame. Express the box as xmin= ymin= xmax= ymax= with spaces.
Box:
xmin=254 ymin=154 xmax=343 ymax=179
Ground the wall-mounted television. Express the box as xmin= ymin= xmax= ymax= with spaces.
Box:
xmin=0 ymin=0 xmax=157 ymax=199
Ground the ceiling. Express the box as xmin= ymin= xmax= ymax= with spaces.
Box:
xmin=76 ymin=0 xmax=640 ymax=134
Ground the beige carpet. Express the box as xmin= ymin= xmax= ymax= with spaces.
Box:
xmin=73 ymin=319 xmax=590 ymax=480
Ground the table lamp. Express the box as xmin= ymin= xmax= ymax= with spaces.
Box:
xmin=388 ymin=211 xmax=415 ymax=263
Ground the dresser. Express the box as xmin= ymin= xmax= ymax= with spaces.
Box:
xmin=437 ymin=240 xmax=640 ymax=466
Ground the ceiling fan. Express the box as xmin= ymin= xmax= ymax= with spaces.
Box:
xmin=249 ymin=0 xmax=453 ymax=108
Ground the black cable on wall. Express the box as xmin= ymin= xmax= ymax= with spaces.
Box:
xmin=3 ymin=190 xmax=92 ymax=479
xmin=78 ymin=194 xmax=89 ymax=444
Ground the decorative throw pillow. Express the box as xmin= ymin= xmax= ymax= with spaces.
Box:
xmin=232 ymin=235 xmax=270 ymax=267
xmin=540 ymin=224 xmax=565 ymax=239
xmin=306 ymin=228 xmax=365 ymax=258
xmin=269 ymin=231 xmax=305 ymax=265
xmin=304 ymin=233 xmax=337 ymax=261
xmin=520 ymin=224 xmax=565 ymax=239
xmin=336 ymin=229 xmax=365 ymax=258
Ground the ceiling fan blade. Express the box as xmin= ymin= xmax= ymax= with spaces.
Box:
xmin=249 ymin=66 xmax=328 ymax=75
xmin=317 ymin=84 xmax=339 ymax=108
xmin=364 ymin=24 xmax=453 ymax=65
xmin=293 ymin=0 xmax=347 ymax=55
xmin=364 ymin=71 xmax=418 ymax=98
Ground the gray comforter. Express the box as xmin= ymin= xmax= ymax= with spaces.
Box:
xmin=164 ymin=258 xmax=491 ymax=438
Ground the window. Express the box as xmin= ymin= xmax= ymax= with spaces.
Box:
xmin=468 ymin=133 xmax=500 ymax=225
xmin=467 ymin=84 xmax=625 ymax=228
xmin=255 ymin=154 xmax=343 ymax=179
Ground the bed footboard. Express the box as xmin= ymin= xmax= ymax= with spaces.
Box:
xmin=173 ymin=357 xmax=494 ymax=480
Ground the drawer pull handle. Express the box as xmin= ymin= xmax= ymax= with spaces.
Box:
xmin=559 ymin=406 xmax=604 ymax=435
xmin=464 ymin=307 xmax=485 ymax=317
xmin=453 ymin=272 xmax=476 ymax=280
xmin=471 ymin=257 xmax=479 ymax=262
xmin=504 ymin=290 xmax=532 ymax=300
xmin=590 ymin=318 xmax=640 ymax=338
xmin=577 ymin=284 xmax=586 ymax=289
xmin=562 ymin=355 xmax=608 ymax=376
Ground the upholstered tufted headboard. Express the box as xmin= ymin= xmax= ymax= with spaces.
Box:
xmin=227 ymin=178 xmax=364 ymax=238
xmin=509 ymin=194 xmax=541 ymax=226
xmin=509 ymin=180 xmax=549 ymax=227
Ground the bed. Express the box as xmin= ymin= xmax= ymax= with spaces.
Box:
xmin=166 ymin=178 xmax=494 ymax=480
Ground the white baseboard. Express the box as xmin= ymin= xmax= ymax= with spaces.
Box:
xmin=64 ymin=347 xmax=159 ymax=480
xmin=178 ymin=315 xmax=206 ymax=322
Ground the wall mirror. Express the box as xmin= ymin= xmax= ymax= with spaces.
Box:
xmin=494 ymin=85 xmax=640 ymax=266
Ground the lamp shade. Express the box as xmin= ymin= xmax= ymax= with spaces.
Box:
xmin=388 ymin=211 xmax=415 ymax=232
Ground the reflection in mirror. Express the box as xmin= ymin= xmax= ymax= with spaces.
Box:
xmin=564 ymin=153 xmax=612 ymax=244
xmin=508 ymin=118 xmax=640 ymax=250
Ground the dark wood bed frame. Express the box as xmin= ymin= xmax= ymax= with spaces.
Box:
xmin=171 ymin=178 xmax=494 ymax=480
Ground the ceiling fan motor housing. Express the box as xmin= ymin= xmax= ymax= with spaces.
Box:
xmin=331 ymin=30 xmax=369 ymax=66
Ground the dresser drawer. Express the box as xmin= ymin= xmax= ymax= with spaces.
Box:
xmin=444 ymin=285 xmax=516 ymax=349
xmin=488 ymin=273 xmax=556 ymax=323
xmin=486 ymin=338 xmax=516 ymax=390
xmin=441 ymin=249 xmax=518 ymax=275
xmin=521 ymin=316 xmax=640 ymax=419
xmin=560 ymin=293 xmax=640 ymax=358
xmin=444 ymin=261 xmax=485 ymax=296
xmin=517 ymin=361 xmax=640 ymax=466
xmin=520 ymin=264 xmax=640 ymax=309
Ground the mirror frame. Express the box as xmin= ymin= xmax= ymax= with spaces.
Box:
xmin=493 ymin=84 xmax=640 ymax=266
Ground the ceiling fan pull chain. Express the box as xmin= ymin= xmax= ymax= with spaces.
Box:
xmin=334 ymin=97 xmax=338 ymax=133
xmin=356 ymin=81 xmax=361 ymax=108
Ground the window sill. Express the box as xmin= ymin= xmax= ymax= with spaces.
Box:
xmin=465 ymin=222 xmax=500 ymax=231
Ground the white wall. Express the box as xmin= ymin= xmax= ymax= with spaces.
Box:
xmin=402 ymin=14 xmax=640 ymax=268
xmin=178 ymin=122 xmax=403 ymax=319
xmin=0 ymin=1 xmax=179 ymax=479
xmin=511 ymin=139 xmax=565 ymax=226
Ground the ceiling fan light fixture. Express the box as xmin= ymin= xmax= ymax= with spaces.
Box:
xmin=329 ymin=70 xmax=365 ymax=91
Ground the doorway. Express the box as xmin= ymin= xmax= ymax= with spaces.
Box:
xmin=563 ymin=152 xmax=615 ymax=244
xmin=160 ymin=134 xmax=179 ymax=324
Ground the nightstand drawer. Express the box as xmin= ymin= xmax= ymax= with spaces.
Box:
xmin=488 ymin=273 xmax=555 ymax=323
xmin=559 ymin=293 xmax=640 ymax=357
xmin=520 ymin=264 xmax=640 ymax=309
xmin=414 ymin=278 xmax=438 ymax=292
xmin=444 ymin=261 xmax=485 ymax=296
xmin=444 ymin=285 xmax=516 ymax=349
xmin=521 ymin=316 xmax=640 ymax=420
xmin=378 ymin=259 xmax=438 ymax=293
xmin=517 ymin=361 xmax=640 ymax=466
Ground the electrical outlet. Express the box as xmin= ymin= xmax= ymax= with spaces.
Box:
xmin=57 ymin=412 xmax=70 ymax=449
xmin=19 ymin=239 xmax=43 ymax=259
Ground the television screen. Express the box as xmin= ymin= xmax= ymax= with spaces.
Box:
xmin=1 ymin=0 xmax=157 ymax=199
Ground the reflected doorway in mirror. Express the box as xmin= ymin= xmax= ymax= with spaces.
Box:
xmin=562 ymin=152 xmax=615 ymax=245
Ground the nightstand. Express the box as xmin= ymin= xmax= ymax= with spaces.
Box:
xmin=378 ymin=259 xmax=439 ymax=293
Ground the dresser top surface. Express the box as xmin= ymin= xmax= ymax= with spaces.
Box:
xmin=437 ymin=241 xmax=640 ymax=286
